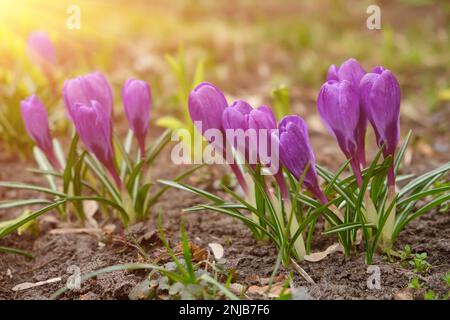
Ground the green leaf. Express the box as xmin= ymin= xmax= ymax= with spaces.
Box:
xmin=146 ymin=164 xmax=204 ymax=213
xmin=393 ymin=193 xmax=450 ymax=241
xmin=317 ymin=165 xmax=356 ymax=207
xmin=146 ymin=129 xmax=172 ymax=165
xmin=399 ymin=162 xmax=450 ymax=198
xmin=156 ymin=117 xmax=185 ymax=130
xmin=185 ymin=204 xmax=274 ymax=242
xmin=271 ymin=85 xmax=291 ymax=120
xmin=33 ymin=146 xmax=58 ymax=191
xmin=0 ymin=199 xmax=52 ymax=210
xmin=0 ymin=200 xmax=66 ymax=238
xmin=65 ymin=196 xmax=129 ymax=225
xmin=0 ymin=182 xmax=66 ymax=197
xmin=84 ymin=155 xmax=121 ymax=204
xmin=0 ymin=246 xmax=33 ymax=258
xmin=394 ymin=130 xmax=412 ymax=174
xmin=397 ymin=185 xmax=450 ymax=208
xmin=180 ymin=223 xmax=195 ymax=281
xmin=322 ymin=222 xmax=376 ymax=235
xmin=63 ymin=134 xmax=79 ymax=194
xmin=158 ymin=180 xmax=224 ymax=203
xmin=118 ymin=130 xmax=134 ymax=180
xmin=199 ymin=274 xmax=239 ymax=300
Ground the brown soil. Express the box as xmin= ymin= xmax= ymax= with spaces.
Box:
xmin=0 ymin=138 xmax=449 ymax=300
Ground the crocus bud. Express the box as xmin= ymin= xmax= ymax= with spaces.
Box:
xmin=317 ymin=79 xmax=363 ymax=185
xmin=247 ymin=106 xmax=278 ymax=167
xmin=326 ymin=58 xmax=367 ymax=167
xmin=277 ymin=115 xmax=327 ymax=204
xmin=222 ymin=100 xmax=254 ymax=162
xmin=20 ymin=95 xmax=60 ymax=169
xmin=327 ymin=58 xmax=366 ymax=86
xmin=26 ymin=31 xmax=56 ymax=66
xmin=188 ymin=82 xmax=228 ymax=139
xmin=189 ymin=82 xmax=248 ymax=194
xmin=122 ymin=78 xmax=152 ymax=156
xmin=360 ymin=67 xmax=401 ymax=185
xmin=251 ymin=105 xmax=290 ymax=202
xmin=71 ymin=100 xmax=121 ymax=188
xmin=63 ymin=72 xmax=113 ymax=119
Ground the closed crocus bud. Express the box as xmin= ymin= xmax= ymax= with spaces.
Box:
xmin=20 ymin=95 xmax=60 ymax=170
xmin=277 ymin=115 xmax=327 ymax=204
xmin=327 ymin=58 xmax=367 ymax=167
xmin=317 ymin=80 xmax=363 ymax=185
xmin=246 ymin=105 xmax=288 ymax=199
xmin=122 ymin=78 xmax=152 ymax=156
xmin=63 ymin=72 xmax=113 ymax=119
xmin=189 ymin=82 xmax=248 ymax=194
xmin=188 ymin=82 xmax=228 ymax=140
xmin=247 ymin=106 xmax=278 ymax=167
xmin=26 ymin=31 xmax=56 ymax=66
xmin=360 ymin=67 xmax=401 ymax=185
xmin=222 ymin=100 xmax=254 ymax=162
xmin=72 ymin=100 xmax=121 ymax=188
xmin=327 ymin=58 xmax=366 ymax=86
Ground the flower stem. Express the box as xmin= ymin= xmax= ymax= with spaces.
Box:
xmin=229 ymin=163 xmax=248 ymax=195
xmin=381 ymin=184 xmax=396 ymax=249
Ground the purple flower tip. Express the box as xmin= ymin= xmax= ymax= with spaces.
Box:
xmin=63 ymin=71 xmax=113 ymax=120
xmin=122 ymin=78 xmax=152 ymax=156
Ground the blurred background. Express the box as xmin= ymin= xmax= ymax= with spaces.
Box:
xmin=0 ymin=0 xmax=449 ymax=169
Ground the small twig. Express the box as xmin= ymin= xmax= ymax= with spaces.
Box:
xmin=290 ymin=258 xmax=315 ymax=284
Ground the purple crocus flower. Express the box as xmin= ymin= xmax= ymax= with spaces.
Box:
xmin=248 ymin=105 xmax=278 ymax=162
xmin=222 ymin=100 xmax=255 ymax=163
xmin=188 ymin=82 xmax=228 ymax=141
xmin=317 ymin=79 xmax=363 ymax=185
xmin=26 ymin=31 xmax=56 ymax=66
xmin=360 ymin=67 xmax=401 ymax=186
xmin=277 ymin=115 xmax=327 ymax=204
xmin=20 ymin=95 xmax=60 ymax=170
xmin=189 ymin=82 xmax=248 ymax=194
xmin=326 ymin=58 xmax=367 ymax=167
xmin=327 ymin=58 xmax=366 ymax=86
xmin=63 ymin=72 xmax=113 ymax=119
xmin=122 ymin=78 xmax=152 ymax=157
xmin=71 ymin=100 xmax=121 ymax=188
xmin=223 ymin=102 xmax=288 ymax=198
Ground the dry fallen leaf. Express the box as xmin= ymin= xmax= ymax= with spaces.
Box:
xmin=49 ymin=228 xmax=102 ymax=235
xmin=83 ymin=200 xmax=99 ymax=229
xmin=394 ymin=288 xmax=415 ymax=300
xmin=12 ymin=277 xmax=61 ymax=291
xmin=208 ymin=242 xmax=224 ymax=260
xmin=103 ymin=223 xmax=116 ymax=234
xmin=247 ymin=283 xmax=291 ymax=298
xmin=229 ymin=283 xmax=245 ymax=295
xmin=304 ymin=243 xmax=341 ymax=262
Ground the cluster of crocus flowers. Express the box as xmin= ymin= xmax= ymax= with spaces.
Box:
xmin=188 ymin=82 xmax=325 ymax=260
xmin=188 ymin=82 xmax=325 ymax=206
xmin=188 ymin=82 xmax=249 ymax=194
xmin=318 ymin=58 xmax=401 ymax=242
xmin=318 ymin=58 xmax=401 ymax=187
xmin=21 ymin=72 xmax=152 ymax=191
